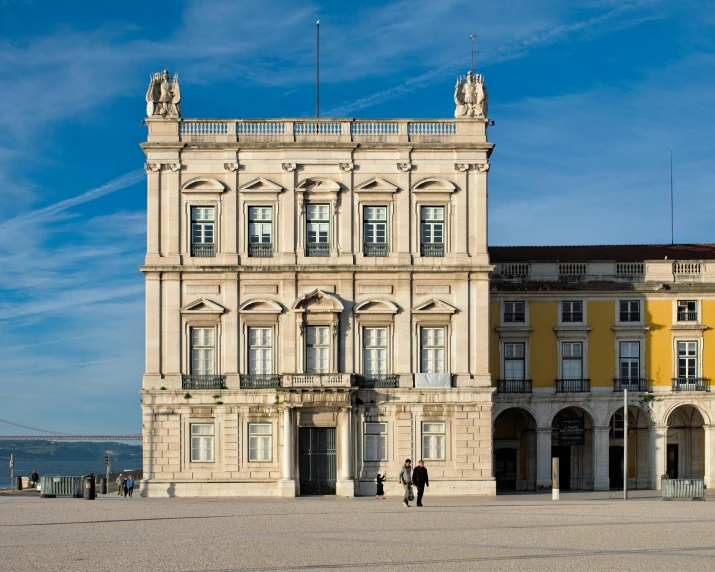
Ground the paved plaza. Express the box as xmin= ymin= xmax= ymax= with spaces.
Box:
xmin=0 ymin=491 xmax=712 ymax=571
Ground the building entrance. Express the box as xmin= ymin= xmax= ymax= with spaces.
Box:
xmin=609 ymin=446 xmax=624 ymax=489
xmin=495 ymin=449 xmax=517 ymax=490
xmin=552 ymin=446 xmax=571 ymax=490
xmin=299 ymin=427 xmax=337 ymax=495
xmin=666 ymin=444 xmax=679 ymax=479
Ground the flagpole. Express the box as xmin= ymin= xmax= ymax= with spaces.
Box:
xmin=316 ymin=20 xmax=320 ymax=119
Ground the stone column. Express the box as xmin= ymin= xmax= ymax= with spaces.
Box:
xmin=536 ymin=428 xmax=552 ymax=490
xmin=704 ymin=425 xmax=714 ymax=489
xmin=336 ymin=407 xmax=355 ymax=497
xmin=592 ymin=426 xmax=610 ymax=491
xmin=145 ymin=163 xmax=161 ymax=263
xmin=651 ymin=424 xmax=668 ymax=489
xmin=279 ymin=407 xmax=296 ymax=497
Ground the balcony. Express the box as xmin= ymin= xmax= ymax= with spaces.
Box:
xmin=614 ymin=378 xmax=649 ymax=392
xmin=191 ymin=243 xmax=215 ymax=257
xmin=555 ymin=378 xmax=590 ymax=393
xmin=562 ymin=312 xmax=583 ymax=323
xmin=283 ymin=373 xmax=352 ymax=387
xmin=355 ymin=374 xmax=399 ymax=388
xmin=248 ymin=243 xmax=273 ymax=258
xmin=503 ymin=313 xmax=525 ymax=323
xmin=619 ymin=312 xmax=640 ymax=322
xmin=240 ymin=374 xmax=281 ymax=389
xmin=182 ymin=374 xmax=226 ymax=390
xmin=306 ymin=242 xmax=330 ymax=257
xmin=421 ymin=243 xmax=445 ymax=257
xmin=363 ymin=242 xmax=388 ymax=257
xmin=677 ymin=312 xmax=698 ymax=322
xmin=671 ymin=377 xmax=710 ymax=392
xmin=497 ymin=379 xmax=532 ymax=394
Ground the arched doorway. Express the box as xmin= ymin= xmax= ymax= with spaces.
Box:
xmin=551 ymin=407 xmax=594 ymax=490
xmin=493 ymin=408 xmax=537 ymax=491
xmin=667 ymin=405 xmax=706 ymax=479
xmin=608 ymin=406 xmax=650 ymax=490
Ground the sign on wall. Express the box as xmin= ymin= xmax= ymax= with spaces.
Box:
xmin=558 ymin=419 xmax=584 ymax=446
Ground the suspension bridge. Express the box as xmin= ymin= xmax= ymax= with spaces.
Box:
xmin=0 ymin=418 xmax=141 ymax=441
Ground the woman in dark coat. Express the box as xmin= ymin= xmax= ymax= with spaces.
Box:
xmin=375 ymin=473 xmax=386 ymax=499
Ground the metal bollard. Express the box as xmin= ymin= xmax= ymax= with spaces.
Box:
xmin=98 ymin=478 xmax=107 ymax=495
xmin=552 ymin=458 xmax=560 ymax=500
xmin=83 ymin=475 xmax=96 ymax=500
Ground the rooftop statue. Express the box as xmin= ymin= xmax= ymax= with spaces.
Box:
xmin=454 ymin=71 xmax=488 ymax=119
xmin=146 ymin=70 xmax=181 ymax=118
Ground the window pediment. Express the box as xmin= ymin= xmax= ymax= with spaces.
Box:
xmin=412 ymin=298 xmax=457 ymax=314
xmin=239 ymin=177 xmax=283 ymax=194
xmin=296 ymin=177 xmax=341 ymax=194
xmin=181 ymin=298 xmax=226 ymax=314
xmin=354 ymin=299 xmax=398 ymax=314
xmin=180 ymin=177 xmax=227 ymax=193
xmin=412 ymin=177 xmax=456 ymax=194
xmin=238 ymin=298 xmax=283 ymax=314
xmin=292 ymin=289 xmax=344 ymax=313
xmin=355 ymin=177 xmax=399 ymax=194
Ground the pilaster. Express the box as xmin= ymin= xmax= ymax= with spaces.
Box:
xmin=651 ymin=424 xmax=668 ymax=489
xmin=592 ymin=426 xmax=610 ymax=491
xmin=536 ymin=427 xmax=552 ymax=490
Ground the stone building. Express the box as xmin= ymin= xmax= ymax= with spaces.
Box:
xmin=140 ymin=70 xmax=495 ymax=497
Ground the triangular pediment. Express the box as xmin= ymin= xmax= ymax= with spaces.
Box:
xmin=292 ymin=289 xmax=344 ymax=313
xmin=180 ymin=298 xmax=226 ymax=314
xmin=239 ymin=177 xmax=283 ymax=193
xmin=354 ymin=299 xmax=399 ymax=314
xmin=412 ymin=298 xmax=457 ymax=314
xmin=180 ymin=177 xmax=227 ymax=193
xmin=238 ymin=298 xmax=283 ymax=314
xmin=412 ymin=177 xmax=456 ymax=193
xmin=354 ymin=177 xmax=399 ymax=194
xmin=296 ymin=177 xmax=341 ymax=193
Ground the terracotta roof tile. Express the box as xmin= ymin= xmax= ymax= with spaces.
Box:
xmin=489 ymin=244 xmax=715 ymax=263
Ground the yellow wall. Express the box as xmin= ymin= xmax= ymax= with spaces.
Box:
xmin=702 ymin=300 xmax=715 ymax=381
xmin=529 ymin=301 xmax=558 ymax=388
xmin=587 ymin=301 xmax=615 ymax=387
xmin=644 ymin=300 xmax=672 ymax=387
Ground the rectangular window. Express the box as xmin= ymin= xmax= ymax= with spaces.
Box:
xmin=306 ymin=204 xmax=330 ymax=256
xmin=248 ymin=423 xmax=272 ymax=462
xmin=562 ymin=342 xmax=583 ymax=379
xmin=306 ymin=326 xmax=330 ymax=373
xmin=677 ymin=341 xmax=698 ymax=378
xmin=364 ymin=422 xmax=387 ymax=462
xmin=420 ymin=206 xmax=445 ymax=257
xmin=504 ymin=301 xmax=525 ymax=323
xmin=190 ymin=327 xmax=215 ymax=375
xmin=248 ymin=327 xmax=272 ymax=375
xmin=619 ymin=300 xmax=640 ymax=322
xmin=562 ymin=301 xmax=583 ymax=323
xmin=190 ymin=423 xmax=215 ymax=463
xmin=420 ymin=327 xmax=445 ymax=373
xmin=677 ymin=300 xmax=697 ymax=322
xmin=422 ymin=421 xmax=446 ymax=461
xmin=363 ymin=206 xmax=388 ymax=257
xmin=610 ymin=412 xmax=624 ymax=438
xmin=619 ymin=341 xmax=640 ymax=379
xmin=504 ymin=343 xmax=525 ymax=380
xmin=191 ymin=206 xmax=215 ymax=257
xmin=248 ymin=206 xmax=272 ymax=257
xmin=363 ymin=327 xmax=387 ymax=376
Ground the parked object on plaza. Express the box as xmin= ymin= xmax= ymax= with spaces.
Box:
xmin=661 ymin=477 xmax=705 ymax=501
xmin=39 ymin=476 xmax=84 ymax=498
xmin=83 ymin=475 xmax=96 ymax=500
xmin=98 ymin=477 xmax=107 ymax=495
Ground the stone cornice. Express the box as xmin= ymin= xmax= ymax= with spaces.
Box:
xmin=139 ymin=264 xmax=494 ymax=274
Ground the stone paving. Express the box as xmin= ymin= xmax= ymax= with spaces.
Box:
xmin=0 ymin=490 xmax=713 ymax=571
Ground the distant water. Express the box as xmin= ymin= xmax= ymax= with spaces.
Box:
xmin=1 ymin=460 xmax=138 ymax=488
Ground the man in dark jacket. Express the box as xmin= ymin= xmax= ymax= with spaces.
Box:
xmin=412 ymin=460 xmax=429 ymax=507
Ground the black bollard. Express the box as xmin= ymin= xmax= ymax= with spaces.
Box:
xmin=83 ymin=475 xmax=96 ymax=500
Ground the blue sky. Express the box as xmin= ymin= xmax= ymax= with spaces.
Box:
xmin=0 ymin=0 xmax=713 ymax=433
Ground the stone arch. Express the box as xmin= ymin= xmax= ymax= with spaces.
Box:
xmin=662 ymin=400 xmax=711 ymax=427
xmin=180 ymin=177 xmax=227 ymax=193
xmin=665 ymin=403 xmax=708 ymax=480
xmin=411 ymin=177 xmax=456 ymax=193
xmin=492 ymin=402 xmax=542 ymax=429
xmin=354 ymin=299 xmax=398 ymax=314
xmin=238 ymin=298 xmax=283 ymax=314
xmin=547 ymin=403 xmax=597 ymax=428
xmin=604 ymin=401 xmax=654 ymax=429
xmin=291 ymin=289 xmax=344 ymax=313
xmin=493 ymin=407 xmax=538 ymax=491
xmin=296 ymin=177 xmax=341 ymax=193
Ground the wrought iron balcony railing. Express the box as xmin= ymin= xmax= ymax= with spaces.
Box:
xmin=561 ymin=312 xmax=583 ymax=323
xmin=239 ymin=374 xmax=281 ymax=389
xmin=305 ymin=242 xmax=330 ymax=257
xmin=671 ymin=377 xmax=710 ymax=392
xmin=555 ymin=378 xmax=590 ymax=393
xmin=182 ymin=374 xmax=226 ymax=390
xmin=503 ymin=312 xmax=525 ymax=323
xmin=619 ymin=312 xmax=641 ymax=322
xmin=363 ymin=242 xmax=389 ymax=257
xmin=677 ymin=312 xmax=698 ymax=322
xmin=420 ymin=242 xmax=445 ymax=257
xmin=497 ymin=379 xmax=532 ymax=393
xmin=614 ymin=378 xmax=649 ymax=392
xmin=248 ymin=243 xmax=273 ymax=258
xmin=191 ymin=243 xmax=216 ymax=257
xmin=355 ymin=374 xmax=399 ymax=388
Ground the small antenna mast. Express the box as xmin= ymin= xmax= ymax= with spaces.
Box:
xmin=670 ymin=148 xmax=674 ymax=245
xmin=470 ymin=34 xmax=477 ymax=73
xmin=316 ymin=20 xmax=320 ymax=119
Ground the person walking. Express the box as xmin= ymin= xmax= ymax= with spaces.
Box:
xmin=126 ymin=474 xmax=135 ymax=497
xmin=398 ymin=459 xmax=413 ymax=508
xmin=412 ymin=460 xmax=429 ymax=507
xmin=31 ymin=470 xmax=39 ymax=488
xmin=375 ymin=473 xmax=386 ymax=500
xmin=116 ymin=473 xmax=124 ymax=496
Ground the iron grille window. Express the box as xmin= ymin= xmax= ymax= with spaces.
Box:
xmin=677 ymin=341 xmax=698 ymax=378
xmin=422 ymin=422 xmax=446 ymax=461
xmin=191 ymin=206 xmax=215 ymax=257
xmin=363 ymin=327 xmax=387 ymax=376
xmin=619 ymin=341 xmax=640 ymax=379
xmin=504 ymin=301 xmax=525 ymax=323
xmin=562 ymin=301 xmax=583 ymax=322
xmin=420 ymin=206 xmax=444 ymax=257
xmin=306 ymin=204 xmax=330 ymax=256
xmin=248 ymin=327 xmax=272 ymax=375
xmin=306 ymin=326 xmax=330 ymax=373
xmin=562 ymin=342 xmax=583 ymax=379
xmin=248 ymin=423 xmax=272 ymax=462
xmin=420 ymin=327 xmax=445 ymax=373
xmin=364 ymin=422 xmax=387 ymax=462
xmin=619 ymin=300 xmax=640 ymax=322
xmin=190 ymin=423 xmax=215 ymax=462
xmin=363 ymin=206 xmax=388 ymax=256
xmin=677 ymin=300 xmax=697 ymax=322
xmin=190 ymin=327 xmax=215 ymax=376
xmin=503 ymin=343 xmax=525 ymax=380
xmin=248 ymin=206 xmax=272 ymax=257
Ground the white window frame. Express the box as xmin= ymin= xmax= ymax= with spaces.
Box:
xmin=610 ymin=412 xmax=624 ymax=438
xmin=248 ymin=206 xmax=273 ymax=247
xmin=363 ymin=422 xmax=388 ymax=462
xmin=363 ymin=326 xmax=388 ymax=376
xmin=420 ymin=206 xmax=445 ymax=246
xmin=561 ymin=341 xmax=583 ymax=379
xmin=248 ymin=422 xmax=273 ymax=462
xmin=247 ymin=326 xmax=273 ymax=375
xmin=503 ymin=342 xmax=526 ymax=380
xmin=560 ymin=300 xmax=584 ymax=324
xmin=676 ymin=300 xmax=698 ymax=323
xmin=677 ymin=340 xmax=698 ymax=379
xmin=190 ymin=326 xmax=216 ymax=376
xmin=503 ymin=301 xmax=526 ymax=324
xmin=619 ymin=341 xmax=641 ymax=379
xmin=305 ymin=325 xmax=331 ymax=374
xmin=363 ymin=206 xmax=388 ymax=245
xmin=190 ymin=206 xmax=216 ymax=245
xmin=190 ymin=423 xmax=215 ymax=463
xmin=420 ymin=327 xmax=446 ymax=373
xmin=415 ymin=201 xmax=450 ymax=256
xmin=306 ymin=204 xmax=330 ymax=245
xmin=618 ymin=300 xmax=641 ymax=324
xmin=421 ymin=421 xmax=446 ymax=461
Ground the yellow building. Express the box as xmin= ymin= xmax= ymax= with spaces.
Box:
xmin=489 ymin=245 xmax=715 ymax=491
